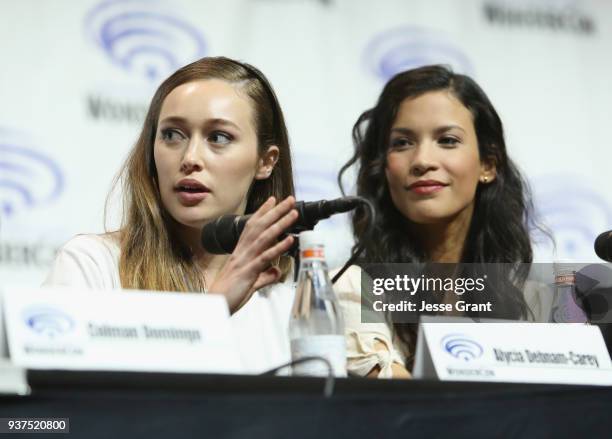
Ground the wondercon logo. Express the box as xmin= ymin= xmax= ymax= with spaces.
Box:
xmin=441 ymin=334 xmax=484 ymax=361
xmin=84 ymin=0 xmax=207 ymax=81
xmin=364 ymin=26 xmax=475 ymax=82
xmin=22 ymin=306 xmax=75 ymax=338
xmin=0 ymin=128 xmax=64 ymax=218
xmin=532 ymin=175 xmax=612 ymax=260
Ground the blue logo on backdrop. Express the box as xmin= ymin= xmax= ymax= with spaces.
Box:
xmin=23 ymin=306 xmax=75 ymax=338
xmin=84 ymin=0 xmax=207 ymax=81
xmin=364 ymin=26 xmax=475 ymax=82
xmin=0 ymin=129 xmax=64 ymax=218
xmin=532 ymin=175 xmax=612 ymax=260
xmin=441 ymin=334 xmax=484 ymax=361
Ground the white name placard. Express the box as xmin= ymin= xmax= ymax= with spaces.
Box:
xmin=413 ymin=316 xmax=612 ymax=385
xmin=1 ymin=287 xmax=244 ymax=374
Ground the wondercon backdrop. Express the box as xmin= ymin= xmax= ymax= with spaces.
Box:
xmin=1 ymin=0 xmax=612 ymax=286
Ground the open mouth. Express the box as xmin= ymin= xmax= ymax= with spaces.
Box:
xmin=174 ymin=179 xmax=210 ymax=205
xmin=177 ymin=185 xmax=208 ymax=193
xmin=174 ymin=179 xmax=210 ymax=193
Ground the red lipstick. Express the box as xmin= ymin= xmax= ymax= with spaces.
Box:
xmin=407 ymin=180 xmax=448 ymax=195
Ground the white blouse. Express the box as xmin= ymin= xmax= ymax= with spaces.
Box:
xmin=43 ymin=234 xmax=295 ymax=374
xmin=333 ymin=265 xmax=408 ymax=378
xmin=333 ymin=265 xmax=552 ymax=378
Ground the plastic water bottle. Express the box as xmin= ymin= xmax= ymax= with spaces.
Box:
xmin=289 ymin=231 xmax=347 ymax=377
xmin=551 ymin=262 xmax=588 ymax=323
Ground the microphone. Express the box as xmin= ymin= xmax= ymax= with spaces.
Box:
xmin=201 ymin=196 xmax=362 ymax=254
xmin=574 ymin=264 xmax=612 ymax=356
xmin=595 ymin=230 xmax=612 ymax=262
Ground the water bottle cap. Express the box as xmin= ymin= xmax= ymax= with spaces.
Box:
xmin=299 ymin=230 xmax=324 ymax=250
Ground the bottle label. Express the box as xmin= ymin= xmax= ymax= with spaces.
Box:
xmin=300 ymin=248 xmax=325 ymax=260
xmin=554 ymin=273 xmax=576 ymax=286
xmin=290 ymin=335 xmax=347 ymax=377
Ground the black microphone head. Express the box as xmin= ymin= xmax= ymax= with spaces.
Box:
xmin=575 ymin=263 xmax=612 ymax=324
xmin=201 ymin=215 xmax=242 ymax=254
xmin=595 ymin=231 xmax=612 ymax=262
xmin=296 ymin=197 xmax=364 ymax=231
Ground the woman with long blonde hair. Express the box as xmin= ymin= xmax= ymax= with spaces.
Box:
xmin=44 ymin=57 xmax=299 ymax=369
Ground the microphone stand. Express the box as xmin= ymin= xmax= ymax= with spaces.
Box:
xmin=285 ymin=197 xmax=376 ymax=284
xmin=282 ymin=220 xmax=312 ymax=282
xmin=290 ymin=238 xmax=300 ymax=282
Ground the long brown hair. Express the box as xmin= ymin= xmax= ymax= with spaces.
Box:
xmin=109 ymin=57 xmax=294 ymax=291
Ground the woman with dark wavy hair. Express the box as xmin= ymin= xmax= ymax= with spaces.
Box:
xmin=334 ymin=65 xmax=547 ymax=378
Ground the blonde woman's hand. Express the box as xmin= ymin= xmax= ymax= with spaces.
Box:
xmin=209 ymin=196 xmax=298 ymax=314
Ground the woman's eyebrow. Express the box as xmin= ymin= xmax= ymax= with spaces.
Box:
xmin=434 ymin=125 xmax=466 ymax=135
xmin=206 ymin=118 xmax=241 ymax=131
xmin=390 ymin=127 xmax=416 ymax=136
xmin=158 ymin=116 xmax=241 ymax=131
xmin=158 ymin=116 xmax=188 ymax=126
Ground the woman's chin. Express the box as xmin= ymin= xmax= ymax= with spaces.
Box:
xmin=168 ymin=204 xmax=246 ymax=236
xmin=405 ymin=212 xmax=454 ymax=225
xmin=169 ymin=208 xmax=218 ymax=229
xmin=172 ymin=216 xmax=209 ymax=232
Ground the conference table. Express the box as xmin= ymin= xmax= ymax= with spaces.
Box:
xmin=2 ymin=370 xmax=612 ymax=438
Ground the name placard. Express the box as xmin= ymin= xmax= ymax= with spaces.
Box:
xmin=413 ymin=316 xmax=612 ymax=385
xmin=1 ymin=287 xmax=244 ymax=374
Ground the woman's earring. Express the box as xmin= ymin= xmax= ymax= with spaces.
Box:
xmin=481 ymin=176 xmax=489 ymax=183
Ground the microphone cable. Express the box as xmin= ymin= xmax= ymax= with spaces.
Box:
xmin=260 ymin=356 xmax=336 ymax=398
xmin=331 ymin=196 xmax=375 ymax=284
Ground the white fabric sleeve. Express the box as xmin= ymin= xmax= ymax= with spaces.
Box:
xmin=523 ymin=280 xmax=553 ymax=322
xmin=333 ymin=265 xmax=405 ymax=378
xmin=42 ymin=234 xmax=121 ymax=290
xmin=231 ymin=281 xmax=295 ymax=373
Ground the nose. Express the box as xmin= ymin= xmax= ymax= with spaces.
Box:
xmin=409 ymin=143 xmax=438 ymax=177
xmin=180 ymin=137 xmax=204 ymax=174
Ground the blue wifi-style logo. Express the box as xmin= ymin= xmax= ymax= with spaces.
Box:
xmin=0 ymin=129 xmax=64 ymax=218
xmin=84 ymin=0 xmax=207 ymax=81
xmin=532 ymin=175 xmax=612 ymax=260
xmin=441 ymin=334 xmax=484 ymax=361
xmin=364 ymin=26 xmax=475 ymax=82
xmin=23 ymin=306 xmax=75 ymax=338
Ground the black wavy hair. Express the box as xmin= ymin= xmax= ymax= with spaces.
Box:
xmin=338 ymin=65 xmax=544 ymax=368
